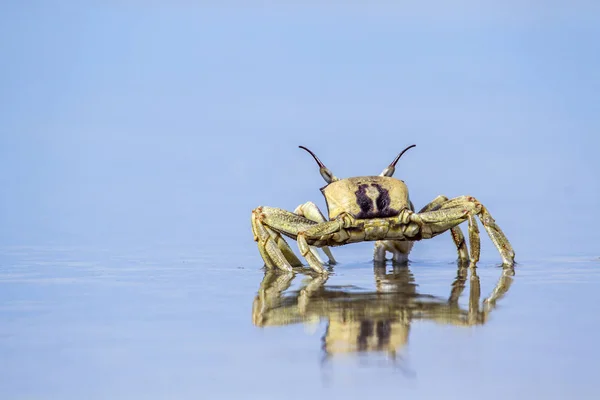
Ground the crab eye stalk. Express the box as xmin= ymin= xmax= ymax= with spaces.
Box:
xmin=380 ymin=144 xmax=416 ymax=177
xmin=299 ymin=146 xmax=338 ymax=184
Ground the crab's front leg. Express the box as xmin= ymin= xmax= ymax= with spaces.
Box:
xmin=252 ymin=207 xmax=313 ymax=272
xmin=418 ymin=195 xmax=469 ymax=262
xmin=296 ymin=218 xmax=348 ymax=273
xmin=374 ymin=195 xmax=469 ymax=263
xmin=411 ymin=196 xmax=515 ymax=267
xmin=252 ymin=206 xmax=344 ymax=273
xmin=294 ymin=201 xmax=337 ymax=265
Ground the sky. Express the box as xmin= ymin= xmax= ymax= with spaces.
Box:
xmin=1 ymin=2 xmax=599 ymax=260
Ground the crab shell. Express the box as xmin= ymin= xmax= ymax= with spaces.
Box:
xmin=321 ymin=176 xmax=413 ymax=220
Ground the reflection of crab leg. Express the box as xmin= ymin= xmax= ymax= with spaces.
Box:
xmin=413 ymin=196 xmax=515 ymax=266
xmin=251 ymin=270 xmax=295 ymax=326
xmin=294 ymin=201 xmax=337 ymax=265
xmin=446 ymin=265 xmax=484 ymax=325
xmin=298 ymin=273 xmax=329 ymax=314
xmin=468 ymin=269 xmax=482 ymax=325
xmin=483 ymin=265 xmax=515 ymax=310
xmin=374 ymin=195 xmax=470 ymax=263
xmin=448 ymin=261 xmax=470 ymax=305
xmin=447 ymin=263 xmax=516 ymax=325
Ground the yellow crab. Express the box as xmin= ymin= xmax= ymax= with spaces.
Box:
xmin=251 ymin=145 xmax=515 ymax=274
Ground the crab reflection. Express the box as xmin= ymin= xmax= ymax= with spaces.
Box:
xmin=252 ymin=263 xmax=514 ymax=357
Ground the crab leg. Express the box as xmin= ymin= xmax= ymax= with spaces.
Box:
xmin=297 ymin=219 xmax=345 ymax=273
xmin=412 ymin=196 xmax=515 ymax=266
xmin=433 ymin=197 xmax=482 ymax=263
xmin=415 ymin=207 xmax=482 ymax=267
xmin=252 ymin=208 xmax=305 ymax=271
xmin=251 ymin=210 xmax=276 ymax=269
xmin=374 ymin=195 xmax=469 ymax=263
xmin=419 ymin=195 xmax=469 ymax=262
xmin=294 ymin=201 xmax=337 ymax=265
xmin=268 ymin=225 xmax=304 ymax=267
xmin=373 ymin=240 xmax=414 ymax=263
xmin=467 ymin=215 xmax=481 ymax=265
xmin=253 ymin=206 xmax=337 ymax=273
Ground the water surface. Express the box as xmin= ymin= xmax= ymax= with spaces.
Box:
xmin=1 ymin=244 xmax=599 ymax=399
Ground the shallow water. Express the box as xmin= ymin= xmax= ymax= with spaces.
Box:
xmin=1 ymin=244 xmax=599 ymax=400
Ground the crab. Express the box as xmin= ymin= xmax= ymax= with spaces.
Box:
xmin=251 ymin=145 xmax=515 ymax=274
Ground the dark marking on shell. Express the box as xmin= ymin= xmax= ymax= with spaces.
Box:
xmin=355 ymin=183 xmax=399 ymax=219
xmin=355 ymin=184 xmax=374 ymax=216
xmin=373 ymin=183 xmax=391 ymax=213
